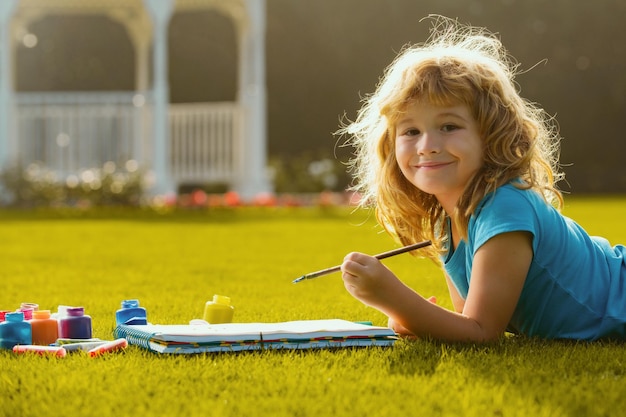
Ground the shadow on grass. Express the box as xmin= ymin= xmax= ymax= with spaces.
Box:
xmin=386 ymin=338 xmax=445 ymax=376
xmin=386 ymin=336 xmax=626 ymax=415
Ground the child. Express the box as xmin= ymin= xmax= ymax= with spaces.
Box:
xmin=338 ymin=16 xmax=626 ymax=342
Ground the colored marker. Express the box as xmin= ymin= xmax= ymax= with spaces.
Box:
xmin=54 ymin=337 xmax=103 ymax=345
xmin=88 ymin=338 xmax=128 ymax=357
xmin=13 ymin=345 xmax=67 ymax=358
xmin=59 ymin=341 xmax=110 ymax=352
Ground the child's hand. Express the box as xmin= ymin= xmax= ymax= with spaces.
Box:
xmin=340 ymin=252 xmax=402 ymax=309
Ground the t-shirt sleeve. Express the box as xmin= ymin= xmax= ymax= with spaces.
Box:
xmin=469 ymin=186 xmax=540 ymax=255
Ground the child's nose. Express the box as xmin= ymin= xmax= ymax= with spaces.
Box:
xmin=417 ymin=131 xmax=441 ymax=154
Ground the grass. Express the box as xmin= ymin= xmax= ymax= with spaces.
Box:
xmin=0 ymin=197 xmax=625 ymax=417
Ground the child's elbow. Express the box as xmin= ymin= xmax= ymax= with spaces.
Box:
xmin=464 ymin=318 xmax=506 ymax=343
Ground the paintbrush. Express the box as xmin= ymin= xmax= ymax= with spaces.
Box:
xmin=292 ymin=240 xmax=432 ymax=284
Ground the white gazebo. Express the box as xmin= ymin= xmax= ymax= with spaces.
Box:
xmin=0 ymin=0 xmax=271 ymax=199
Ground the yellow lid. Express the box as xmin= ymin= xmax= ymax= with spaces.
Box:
xmin=212 ymin=295 xmax=231 ymax=305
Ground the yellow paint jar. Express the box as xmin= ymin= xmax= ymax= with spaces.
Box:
xmin=203 ymin=295 xmax=234 ymax=324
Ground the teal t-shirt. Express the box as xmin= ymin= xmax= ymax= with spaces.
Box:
xmin=443 ymin=183 xmax=626 ymax=340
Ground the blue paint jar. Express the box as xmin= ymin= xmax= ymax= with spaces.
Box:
xmin=115 ymin=299 xmax=147 ymax=326
xmin=0 ymin=312 xmax=32 ymax=350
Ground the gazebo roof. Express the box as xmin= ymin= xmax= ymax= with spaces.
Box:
xmin=14 ymin=0 xmax=247 ymax=23
xmin=9 ymin=0 xmax=253 ymax=44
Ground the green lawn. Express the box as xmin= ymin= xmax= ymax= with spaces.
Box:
xmin=1 ymin=198 xmax=625 ymax=417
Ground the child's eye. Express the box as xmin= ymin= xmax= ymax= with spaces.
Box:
xmin=402 ymin=128 xmax=420 ymax=136
xmin=441 ymin=124 xmax=459 ymax=132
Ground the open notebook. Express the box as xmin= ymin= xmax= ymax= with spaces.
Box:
xmin=114 ymin=319 xmax=398 ymax=354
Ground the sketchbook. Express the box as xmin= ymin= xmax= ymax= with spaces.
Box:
xmin=114 ymin=319 xmax=397 ymax=354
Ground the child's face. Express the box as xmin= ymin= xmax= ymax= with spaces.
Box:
xmin=394 ymin=101 xmax=483 ymax=211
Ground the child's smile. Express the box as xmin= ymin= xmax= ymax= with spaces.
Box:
xmin=394 ymin=101 xmax=484 ymax=212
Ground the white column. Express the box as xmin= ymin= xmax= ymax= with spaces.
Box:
xmin=235 ymin=0 xmax=272 ymax=199
xmin=0 ymin=0 xmax=18 ymax=183
xmin=143 ymin=0 xmax=175 ymax=197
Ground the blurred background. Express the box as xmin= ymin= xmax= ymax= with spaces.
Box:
xmin=10 ymin=0 xmax=626 ymax=195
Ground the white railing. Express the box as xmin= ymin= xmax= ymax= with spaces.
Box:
xmin=169 ymin=102 xmax=239 ymax=184
xmin=13 ymin=92 xmax=239 ymax=186
xmin=15 ymin=92 xmax=151 ymax=176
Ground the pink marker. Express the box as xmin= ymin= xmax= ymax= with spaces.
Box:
xmin=88 ymin=338 xmax=128 ymax=358
xmin=13 ymin=345 xmax=67 ymax=358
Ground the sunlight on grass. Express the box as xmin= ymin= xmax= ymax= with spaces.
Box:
xmin=1 ymin=197 xmax=625 ymax=416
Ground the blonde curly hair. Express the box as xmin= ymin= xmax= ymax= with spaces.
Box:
xmin=340 ymin=16 xmax=564 ymax=261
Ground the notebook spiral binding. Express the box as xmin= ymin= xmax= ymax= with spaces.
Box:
xmin=114 ymin=324 xmax=155 ymax=350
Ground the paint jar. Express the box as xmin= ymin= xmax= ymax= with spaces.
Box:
xmin=20 ymin=302 xmax=39 ymax=311
xmin=29 ymin=310 xmax=58 ymax=345
xmin=203 ymin=295 xmax=235 ymax=324
xmin=52 ymin=305 xmax=70 ymax=319
xmin=52 ymin=305 xmax=70 ymax=336
xmin=0 ymin=310 xmax=11 ymax=322
xmin=0 ymin=312 xmax=32 ymax=350
xmin=19 ymin=307 xmax=34 ymax=320
xmin=59 ymin=307 xmax=92 ymax=339
xmin=115 ymin=299 xmax=148 ymax=326
xmin=18 ymin=302 xmax=39 ymax=321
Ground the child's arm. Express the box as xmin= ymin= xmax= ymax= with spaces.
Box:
xmin=388 ymin=296 xmax=436 ymax=336
xmin=444 ymin=272 xmax=465 ymax=313
xmin=341 ymin=231 xmax=532 ymax=342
